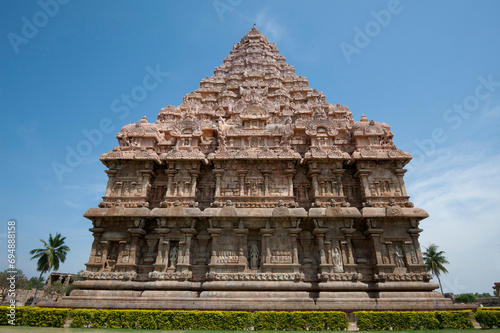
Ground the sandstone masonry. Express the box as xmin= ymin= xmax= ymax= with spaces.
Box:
xmin=51 ymin=27 xmax=457 ymax=311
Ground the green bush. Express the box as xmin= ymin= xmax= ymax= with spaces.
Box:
xmin=252 ymin=311 xmax=347 ymax=331
xmin=1 ymin=307 xmax=348 ymax=331
xmin=474 ymin=308 xmax=500 ymax=328
xmin=436 ymin=311 xmax=474 ymax=329
xmin=355 ymin=310 xmax=473 ymax=330
xmin=455 ymin=293 xmax=476 ymax=303
xmin=0 ymin=306 xmax=71 ymax=327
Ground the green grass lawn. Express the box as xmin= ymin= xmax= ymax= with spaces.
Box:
xmin=2 ymin=327 xmax=500 ymax=333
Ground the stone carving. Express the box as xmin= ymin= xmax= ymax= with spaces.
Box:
xmin=393 ymin=244 xmax=406 ymax=268
xmin=332 ymin=246 xmax=343 ymax=273
xmin=169 ymin=246 xmax=178 ymax=268
xmin=207 ymin=272 xmax=303 ymax=281
xmin=248 ymin=243 xmax=260 ymax=269
xmin=72 ymin=27 xmax=448 ymax=312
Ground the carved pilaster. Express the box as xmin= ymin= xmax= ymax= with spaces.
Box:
xmin=214 ymin=170 xmax=223 ymax=197
xmin=104 ymin=170 xmax=117 ymax=197
xmin=313 ymin=227 xmax=330 ymax=274
xmin=235 ymin=225 xmax=249 ymax=267
xmin=288 ymin=227 xmax=301 ymax=265
xmin=189 ymin=171 xmax=200 ymax=197
xmin=364 ymin=219 xmax=387 ymax=274
xmin=260 ymin=226 xmax=274 ymax=265
xmin=355 ymin=169 xmax=372 ymax=199
xmin=208 ymin=227 xmax=222 ymax=265
xmin=340 ymin=224 xmax=356 ymax=273
xmin=165 ymin=169 xmax=176 ymax=197
xmin=394 ymin=168 xmax=408 ymax=196
xmin=127 ymin=224 xmax=146 ymax=269
xmin=178 ymin=226 xmax=197 ymax=272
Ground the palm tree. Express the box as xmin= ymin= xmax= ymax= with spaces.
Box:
xmin=423 ymin=244 xmax=449 ymax=294
xmin=29 ymin=233 xmax=70 ymax=306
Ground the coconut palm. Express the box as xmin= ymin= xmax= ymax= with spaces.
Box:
xmin=29 ymin=233 xmax=70 ymax=306
xmin=423 ymin=244 xmax=449 ymax=294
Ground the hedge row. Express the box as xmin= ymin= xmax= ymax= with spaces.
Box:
xmin=0 ymin=307 xmax=348 ymax=330
xmin=0 ymin=307 xmax=482 ymax=330
xmin=354 ymin=311 xmax=474 ymax=330
xmin=474 ymin=308 xmax=500 ymax=328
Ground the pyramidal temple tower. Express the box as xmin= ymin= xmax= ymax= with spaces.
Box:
xmin=58 ymin=27 xmax=454 ymax=310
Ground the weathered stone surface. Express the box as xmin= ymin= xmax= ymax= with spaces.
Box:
xmin=51 ymin=27 xmax=457 ymax=311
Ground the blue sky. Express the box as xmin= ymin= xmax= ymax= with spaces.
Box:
xmin=1 ymin=0 xmax=499 ymax=294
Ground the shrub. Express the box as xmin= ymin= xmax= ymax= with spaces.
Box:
xmin=474 ymin=308 xmax=500 ymax=328
xmin=252 ymin=311 xmax=347 ymax=331
xmin=455 ymin=293 xmax=476 ymax=304
xmin=1 ymin=307 xmax=348 ymax=331
xmin=436 ymin=310 xmax=474 ymax=329
xmin=355 ymin=310 xmax=473 ymax=330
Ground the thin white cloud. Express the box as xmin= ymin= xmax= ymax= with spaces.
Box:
xmin=406 ymin=143 xmax=500 ymax=293
xmin=63 ymin=200 xmax=80 ymax=209
xmin=482 ymin=100 xmax=500 ymax=119
xmin=255 ymin=11 xmax=286 ymax=42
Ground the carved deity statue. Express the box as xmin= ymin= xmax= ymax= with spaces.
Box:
xmin=169 ymin=246 xmax=178 ymax=268
xmin=333 ymin=246 xmax=343 ymax=272
xmin=249 ymin=243 xmax=259 ymax=269
xmin=394 ymin=245 xmax=405 ymax=268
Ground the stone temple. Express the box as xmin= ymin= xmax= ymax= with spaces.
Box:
xmin=60 ymin=27 xmax=455 ymax=310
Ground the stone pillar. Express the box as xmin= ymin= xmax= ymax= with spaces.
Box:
xmin=238 ymin=171 xmax=246 ymax=196
xmin=165 ymin=169 xmax=176 ymax=197
xmin=214 ymin=170 xmax=223 ymax=197
xmin=340 ymin=224 xmax=356 ymax=272
xmin=313 ymin=227 xmax=328 ymax=266
xmin=127 ymin=226 xmax=146 ymax=269
xmin=104 ymin=170 xmax=117 ymax=197
xmin=355 ymin=169 xmax=372 ymax=198
xmin=180 ymin=226 xmax=197 ymax=265
xmin=285 ymin=171 xmax=295 ymax=197
xmin=87 ymin=226 xmax=104 ymax=270
xmin=364 ymin=220 xmax=384 ymax=266
xmin=262 ymin=172 xmax=270 ymax=196
xmin=409 ymin=221 xmax=424 ymax=263
xmin=117 ymin=240 xmax=127 ymax=264
xmin=333 ymin=169 xmax=345 ymax=197
xmin=235 ymin=225 xmax=249 ymax=268
xmin=394 ymin=168 xmax=408 ymax=196
xmin=139 ymin=169 xmax=154 ymax=198
xmin=384 ymin=242 xmax=394 ymax=265
xmin=325 ymin=241 xmax=332 ymax=265
xmin=153 ymin=225 xmax=170 ymax=272
xmin=288 ymin=227 xmax=301 ymax=265
xmin=261 ymin=226 xmax=274 ymax=265
xmin=208 ymin=227 xmax=222 ymax=265
xmin=311 ymin=173 xmax=320 ymax=197
xmin=189 ymin=171 xmax=199 ymax=197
